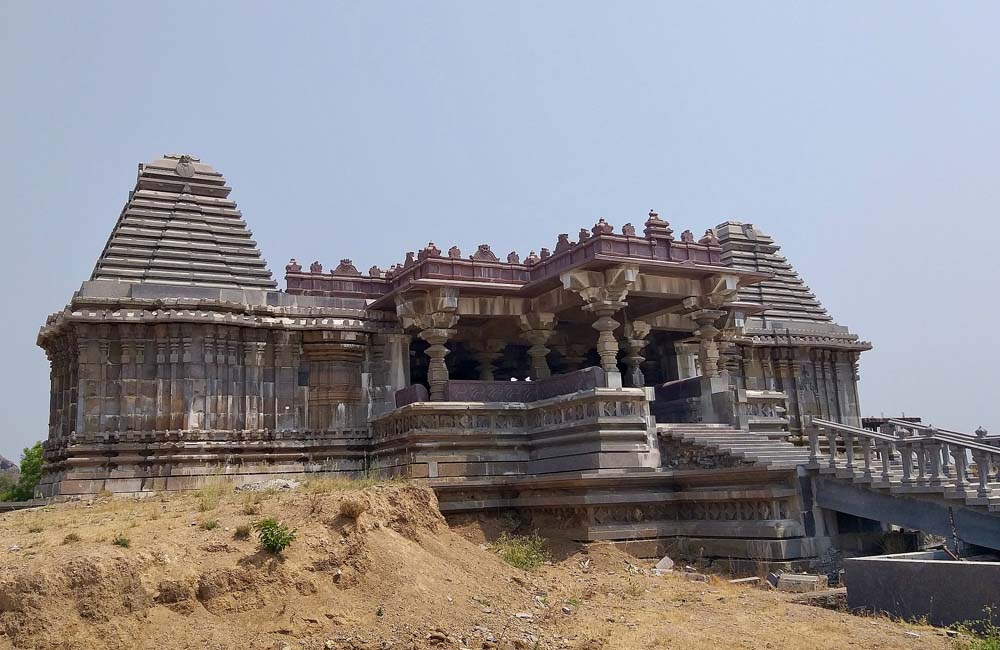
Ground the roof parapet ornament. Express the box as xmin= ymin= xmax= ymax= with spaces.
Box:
xmin=471 ymin=244 xmax=499 ymax=262
xmin=368 ymin=265 xmax=383 ymax=278
xmin=622 ymin=223 xmax=637 ymax=237
xmin=554 ymin=234 xmax=573 ymax=254
xmin=680 ymin=230 xmax=695 ymax=243
xmin=976 ymin=426 xmax=989 ymax=439
xmin=309 ymin=261 xmax=323 ymax=273
xmin=524 ymin=250 xmax=540 ymax=267
xmin=333 ymin=259 xmax=361 ymax=276
xmin=699 ymin=229 xmax=719 ymax=246
xmin=419 ymin=242 xmax=442 ymax=260
xmin=447 ymin=246 xmax=462 ymax=259
xmin=507 ymin=251 xmax=520 ymax=264
xmin=644 ymin=210 xmax=674 ymax=241
xmin=285 ymin=258 xmax=302 ymax=273
xmin=578 ymin=228 xmax=591 ymax=243
xmin=591 ymin=218 xmax=614 ymax=235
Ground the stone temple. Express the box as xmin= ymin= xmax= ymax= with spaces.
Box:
xmin=36 ymin=154 xmax=1000 ymax=569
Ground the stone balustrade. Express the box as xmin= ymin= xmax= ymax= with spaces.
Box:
xmin=808 ymin=417 xmax=1000 ymax=500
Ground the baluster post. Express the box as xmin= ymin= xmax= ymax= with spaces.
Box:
xmin=897 ymin=427 xmax=914 ymax=485
xmin=844 ymin=431 xmax=856 ymax=471
xmin=925 ymin=428 xmax=943 ymax=485
xmin=940 ymin=442 xmax=951 ymax=477
xmin=953 ymin=447 xmax=968 ymax=488
xmin=860 ymin=435 xmax=873 ymax=480
xmin=879 ymin=441 xmax=893 ymax=484
xmin=973 ymin=450 xmax=993 ymax=499
xmin=808 ymin=426 xmax=821 ymax=466
xmin=827 ymin=429 xmax=838 ymax=470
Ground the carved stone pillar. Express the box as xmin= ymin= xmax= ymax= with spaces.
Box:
xmin=470 ymin=338 xmax=505 ymax=381
xmin=518 ymin=313 xmax=558 ymax=380
xmin=561 ymin=343 xmax=591 ymax=371
xmin=561 ymin=265 xmax=638 ymax=386
xmin=690 ymin=310 xmax=725 ymax=379
xmin=620 ymin=320 xmax=651 ymax=387
xmin=397 ymin=288 xmax=460 ymax=401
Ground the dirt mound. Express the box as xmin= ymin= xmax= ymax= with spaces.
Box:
xmin=0 ymin=483 xmax=955 ymax=650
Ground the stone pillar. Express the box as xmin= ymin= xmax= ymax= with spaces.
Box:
xmin=396 ymin=288 xmax=460 ymax=401
xmin=561 ymin=343 xmax=591 ymax=372
xmin=471 ymin=338 xmax=505 ymax=381
xmin=561 ymin=265 xmax=638 ymax=388
xmin=518 ymin=313 xmax=558 ymax=380
xmin=419 ymin=328 xmax=456 ymax=400
xmin=620 ymin=320 xmax=651 ymax=387
xmin=691 ymin=310 xmax=725 ymax=379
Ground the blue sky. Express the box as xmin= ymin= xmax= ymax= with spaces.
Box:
xmin=1 ymin=1 xmax=997 ymax=460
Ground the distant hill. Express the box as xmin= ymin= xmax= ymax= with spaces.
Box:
xmin=0 ymin=454 xmax=18 ymax=481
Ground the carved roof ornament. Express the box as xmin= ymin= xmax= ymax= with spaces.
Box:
xmin=285 ymin=258 xmax=302 ymax=273
xmin=554 ymin=233 xmax=573 ymax=254
xmin=591 ymin=218 xmax=614 ymax=236
xmin=644 ymin=210 xmax=674 ymax=240
xmin=578 ymin=228 xmax=591 ymax=243
xmin=976 ymin=426 xmax=989 ymax=438
xmin=680 ymin=230 xmax=695 ymax=243
xmin=699 ymin=229 xmax=719 ymax=246
xmin=447 ymin=246 xmax=462 ymax=259
xmin=404 ymin=252 xmax=416 ymax=267
xmin=507 ymin=251 xmax=520 ymax=264
xmin=309 ymin=261 xmax=323 ymax=273
xmin=174 ymin=154 xmax=196 ymax=178
xmin=539 ymin=247 xmax=551 ymax=260
xmin=368 ymin=265 xmax=383 ymax=278
xmin=471 ymin=244 xmax=499 ymax=262
xmin=622 ymin=223 xmax=637 ymax=237
xmin=418 ymin=242 xmax=442 ymax=260
xmin=525 ymin=250 xmax=540 ymax=266
xmin=333 ymin=259 xmax=361 ymax=276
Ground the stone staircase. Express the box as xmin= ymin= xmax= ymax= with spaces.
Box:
xmin=657 ymin=423 xmax=812 ymax=471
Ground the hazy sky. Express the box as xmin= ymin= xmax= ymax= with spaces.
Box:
xmin=1 ymin=2 xmax=997 ymax=461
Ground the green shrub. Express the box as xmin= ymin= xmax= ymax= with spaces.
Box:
xmin=489 ymin=533 xmax=548 ymax=570
xmin=958 ymin=620 xmax=1000 ymax=650
xmin=112 ymin=533 xmax=130 ymax=548
xmin=253 ymin=518 xmax=296 ymax=554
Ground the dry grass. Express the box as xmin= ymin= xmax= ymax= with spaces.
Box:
xmin=338 ymin=497 xmax=367 ymax=519
xmin=194 ymin=482 xmax=232 ymax=512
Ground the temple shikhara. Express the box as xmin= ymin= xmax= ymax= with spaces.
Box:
xmin=36 ymin=154 xmax=1000 ymax=569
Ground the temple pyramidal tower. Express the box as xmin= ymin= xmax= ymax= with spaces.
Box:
xmin=37 ymin=154 xmax=872 ymax=570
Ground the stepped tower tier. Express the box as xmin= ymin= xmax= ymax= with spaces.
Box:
xmin=90 ymin=154 xmax=277 ymax=290
xmin=716 ymin=222 xmax=872 ymax=434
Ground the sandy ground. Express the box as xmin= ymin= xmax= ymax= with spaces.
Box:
xmin=0 ymin=481 xmax=958 ymax=650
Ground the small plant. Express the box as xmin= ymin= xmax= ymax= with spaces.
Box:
xmin=112 ymin=533 xmax=130 ymax=548
xmin=957 ymin=617 xmax=1000 ymax=650
xmin=253 ymin=518 xmax=296 ymax=554
xmin=339 ymin=497 xmax=367 ymax=519
xmin=62 ymin=532 xmax=81 ymax=544
xmin=199 ymin=520 xmax=219 ymax=531
xmin=234 ymin=524 xmax=251 ymax=540
xmin=625 ymin=578 xmax=644 ymax=598
xmin=195 ymin=483 xmax=230 ymax=512
xmin=489 ymin=533 xmax=548 ymax=570
xmin=27 ymin=525 xmax=44 ymax=534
